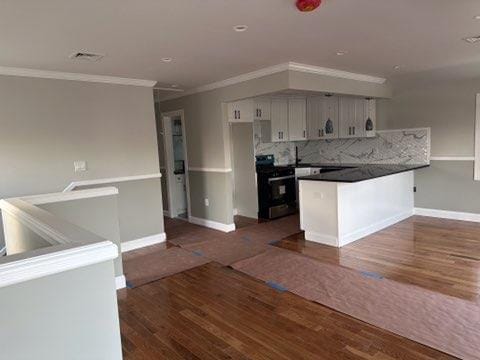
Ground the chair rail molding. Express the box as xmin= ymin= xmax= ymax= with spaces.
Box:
xmin=64 ymin=173 xmax=162 ymax=192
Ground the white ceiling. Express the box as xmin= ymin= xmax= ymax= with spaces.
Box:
xmin=1 ymin=0 xmax=480 ymax=90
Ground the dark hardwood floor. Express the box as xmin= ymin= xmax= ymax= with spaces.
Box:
xmin=118 ymin=215 xmax=480 ymax=359
xmin=275 ymin=215 xmax=480 ymax=301
xmin=234 ymin=215 xmax=263 ymax=229
xmin=118 ymin=262 xmax=454 ymax=360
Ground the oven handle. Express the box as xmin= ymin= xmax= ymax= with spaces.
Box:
xmin=268 ymin=175 xmax=295 ymax=183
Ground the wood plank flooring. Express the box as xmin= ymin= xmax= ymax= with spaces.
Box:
xmin=118 ymin=215 xmax=480 ymax=359
xmin=118 ymin=262 xmax=454 ymax=360
xmin=275 ymin=215 xmax=480 ymax=301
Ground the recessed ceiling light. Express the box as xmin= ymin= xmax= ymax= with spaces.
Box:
xmin=474 ymin=15 xmax=480 ymax=20
xmin=233 ymin=25 xmax=248 ymax=32
xmin=336 ymin=51 xmax=348 ymax=56
xmin=161 ymin=57 xmax=173 ymax=63
xmin=171 ymin=84 xmax=179 ymax=88
xmin=393 ymin=65 xmax=402 ymax=70
xmin=463 ymin=36 xmax=480 ymax=44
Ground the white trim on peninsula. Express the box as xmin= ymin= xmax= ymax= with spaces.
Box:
xmin=0 ymin=66 xmax=156 ymax=87
xmin=188 ymin=167 xmax=233 ymax=173
xmin=415 ymin=208 xmax=480 ymax=223
xmin=63 ymin=173 xmax=162 ymax=192
xmin=120 ymin=233 xmax=167 ymax=253
xmin=23 ymin=187 xmax=118 ymax=205
xmin=115 ymin=275 xmax=126 ymax=290
xmin=188 ymin=216 xmax=236 ymax=233
xmin=163 ymin=62 xmax=387 ymax=101
xmin=0 ymin=241 xmax=118 ymax=289
xmin=430 ymin=156 xmax=475 ymax=161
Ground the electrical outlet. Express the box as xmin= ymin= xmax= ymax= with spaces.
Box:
xmin=204 ymin=198 xmax=209 ymax=206
xmin=413 ymin=186 xmax=417 ymax=193
xmin=74 ymin=160 xmax=87 ymax=172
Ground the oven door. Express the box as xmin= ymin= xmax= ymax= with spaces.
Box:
xmin=268 ymin=175 xmax=296 ymax=203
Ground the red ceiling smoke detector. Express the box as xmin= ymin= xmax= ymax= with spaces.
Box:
xmin=296 ymin=0 xmax=322 ymax=12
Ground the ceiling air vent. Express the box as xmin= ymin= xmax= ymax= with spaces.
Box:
xmin=463 ymin=36 xmax=480 ymax=44
xmin=69 ymin=52 xmax=105 ymax=61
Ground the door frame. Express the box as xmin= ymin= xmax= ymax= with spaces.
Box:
xmin=161 ymin=110 xmax=191 ymax=219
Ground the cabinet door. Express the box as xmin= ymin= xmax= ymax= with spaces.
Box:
xmin=306 ymin=97 xmax=323 ymax=140
xmin=288 ymin=98 xmax=307 ymax=141
xmin=339 ymin=97 xmax=355 ymax=138
xmin=254 ymin=98 xmax=271 ymax=120
xmin=270 ymin=98 xmax=289 ymax=142
xmin=352 ymin=98 xmax=366 ymax=137
xmin=227 ymin=99 xmax=253 ymax=123
xmin=364 ymin=99 xmax=376 ymax=137
xmin=322 ymin=96 xmax=339 ymax=139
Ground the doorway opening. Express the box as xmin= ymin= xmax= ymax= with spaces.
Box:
xmin=162 ymin=110 xmax=191 ymax=221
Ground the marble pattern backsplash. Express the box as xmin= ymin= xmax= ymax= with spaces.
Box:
xmin=254 ymin=127 xmax=430 ymax=166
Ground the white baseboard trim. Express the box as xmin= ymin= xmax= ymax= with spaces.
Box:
xmin=233 ymin=208 xmax=238 ymax=216
xmin=163 ymin=210 xmax=171 ymax=217
xmin=120 ymin=233 xmax=167 ymax=253
xmin=305 ymin=210 xmax=413 ymax=248
xmin=188 ymin=216 xmax=236 ymax=233
xmin=339 ymin=210 xmax=414 ymax=247
xmin=115 ymin=275 xmax=126 ymax=290
xmin=304 ymin=231 xmax=338 ymax=247
xmin=414 ymin=208 xmax=480 ymax=223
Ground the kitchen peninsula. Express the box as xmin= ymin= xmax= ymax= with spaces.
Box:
xmin=298 ymin=164 xmax=428 ymax=247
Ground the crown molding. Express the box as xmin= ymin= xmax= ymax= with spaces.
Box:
xmin=0 ymin=66 xmax=157 ymax=87
xmin=161 ymin=62 xmax=387 ymax=101
xmin=288 ymin=62 xmax=386 ymax=84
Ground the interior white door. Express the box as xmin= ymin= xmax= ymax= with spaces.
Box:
xmin=288 ymin=98 xmax=307 ymax=141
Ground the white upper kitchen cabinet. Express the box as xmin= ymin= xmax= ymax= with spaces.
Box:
xmin=270 ymin=98 xmax=289 ymax=142
xmin=364 ymin=98 xmax=376 ymax=137
xmin=339 ymin=97 xmax=355 ymax=138
xmin=321 ymin=95 xmax=339 ymax=139
xmin=227 ymin=99 xmax=254 ymax=123
xmin=288 ymin=97 xmax=307 ymax=141
xmin=306 ymin=96 xmax=323 ymax=140
xmin=254 ymin=98 xmax=271 ymax=120
xmin=339 ymin=96 xmax=365 ymax=138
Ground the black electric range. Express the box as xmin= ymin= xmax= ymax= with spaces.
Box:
xmin=256 ymin=155 xmax=297 ymax=219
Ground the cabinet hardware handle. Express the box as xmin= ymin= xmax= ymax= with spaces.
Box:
xmin=318 ymin=129 xmax=321 ymax=137
xmin=353 ymin=126 xmax=355 ymax=135
xmin=348 ymin=127 xmax=351 ymax=135
xmin=259 ymin=109 xmax=262 ymax=117
xmin=303 ymin=130 xmax=306 ymax=138
xmin=238 ymin=110 xmax=240 ymax=119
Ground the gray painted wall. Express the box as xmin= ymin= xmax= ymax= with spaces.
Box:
xmin=0 ymin=75 xmax=159 ymax=246
xmin=415 ymin=160 xmax=480 ymax=213
xmin=188 ymin=171 xmax=233 ymax=224
xmin=378 ymin=76 xmax=480 ymax=214
xmin=40 ymin=195 xmax=124 ymax=276
xmin=0 ymin=261 xmax=122 ymax=360
xmin=231 ymin=123 xmax=257 ymax=218
xmin=78 ymin=178 xmax=164 ymax=243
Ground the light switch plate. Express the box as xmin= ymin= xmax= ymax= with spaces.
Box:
xmin=204 ymin=198 xmax=209 ymax=206
xmin=74 ymin=160 xmax=87 ymax=172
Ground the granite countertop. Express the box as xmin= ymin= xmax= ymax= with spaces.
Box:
xmin=297 ymin=164 xmax=429 ymax=183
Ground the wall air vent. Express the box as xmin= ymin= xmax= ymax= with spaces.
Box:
xmin=69 ymin=52 xmax=105 ymax=61
xmin=463 ymin=36 xmax=480 ymax=44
